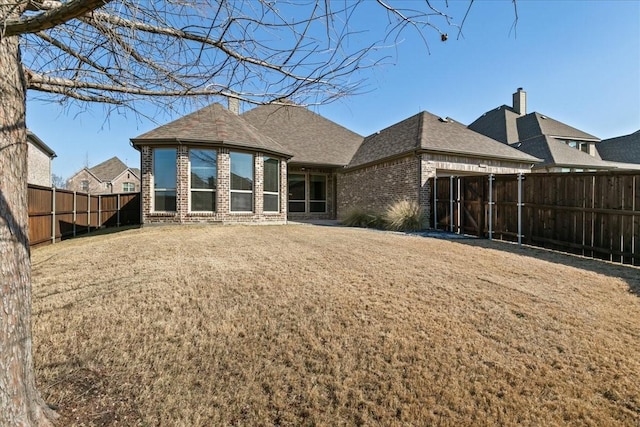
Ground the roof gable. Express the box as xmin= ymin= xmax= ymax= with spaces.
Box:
xmin=242 ymin=104 xmax=363 ymax=166
xmin=468 ymin=105 xmax=520 ymax=144
xmin=131 ymin=103 xmax=291 ymax=157
xmin=89 ymin=156 xmax=128 ymax=181
xmin=349 ymin=111 xmax=540 ymax=168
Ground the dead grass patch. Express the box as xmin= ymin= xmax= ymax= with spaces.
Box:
xmin=31 ymin=225 xmax=640 ymax=425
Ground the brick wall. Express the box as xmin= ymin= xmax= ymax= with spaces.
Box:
xmin=66 ymin=169 xmax=106 ymax=194
xmin=140 ymin=145 xmax=287 ymax=225
xmin=337 ymin=155 xmax=421 ymax=219
xmin=27 ymin=141 xmax=52 ymax=187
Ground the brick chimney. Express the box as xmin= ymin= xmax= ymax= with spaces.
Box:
xmin=512 ymin=87 xmax=526 ymax=116
xmin=227 ymin=97 xmax=240 ymax=115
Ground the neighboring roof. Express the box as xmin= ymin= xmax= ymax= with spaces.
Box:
xmin=348 ymin=111 xmax=540 ymax=169
xmin=242 ymin=104 xmax=364 ymax=166
xmin=89 ymin=157 xmax=129 ymax=181
xmin=27 ymin=130 xmax=56 ymax=158
xmin=468 ymin=105 xmax=521 ymax=144
xmin=470 ymin=99 xmax=610 ymax=170
xmin=131 ymin=103 xmax=291 ymax=158
xmin=515 ymin=136 xmax=610 ymax=169
xmin=519 ymin=112 xmax=600 ymax=141
xmin=597 ymin=130 xmax=640 ymax=163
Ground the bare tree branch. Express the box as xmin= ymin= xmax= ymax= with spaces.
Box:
xmin=3 ymin=0 xmax=109 ymax=37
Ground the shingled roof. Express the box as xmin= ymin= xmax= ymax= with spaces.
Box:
xmin=89 ymin=157 xmax=130 ymax=181
xmin=131 ymin=103 xmax=292 ymax=158
xmin=242 ymin=104 xmax=363 ymax=167
xmin=597 ymin=130 xmax=640 ymax=164
xmin=348 ymin=111 xmax=540 ymax=169
xmin=514 ymin=136 xmax=611 ymax=169
xmin=469 ymin=89 xmax=611 ymax=170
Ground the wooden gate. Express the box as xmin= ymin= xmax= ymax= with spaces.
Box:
xmin=432 ymin=176 xmax=485 ymax=237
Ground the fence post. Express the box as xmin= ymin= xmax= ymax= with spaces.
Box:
xmin=117 ymin=194 xmax=121 ymax=227
xmin=488 ymin=174 xmax=494 ymax=240
xmin=517 ymin=173 xmax=524 ymax=246
xmin=433 ymin=177 xmax=437 ymax=230
xmin=449 ymin=176 xmax=455 ymax=233
xmin=87 ymin=193 xmax=91 ymax=234
xmin=98 ymin=195 xmax=102 ymax=228
xmin=457 ymin=177 xmax=462 ymax=234
xmin=51 ymin=187 xmax=56 ymax=244
xmin=73 ymin=191 xmax=77 ymax=237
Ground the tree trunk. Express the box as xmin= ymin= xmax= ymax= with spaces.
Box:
xmin=0 ymin=20 xmax=56 ymax=427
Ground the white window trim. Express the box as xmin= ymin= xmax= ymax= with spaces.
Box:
xmin=152 ymin=148 xmax=177 ymax=213
xmin=188 ymin=149 xmax=217 ymax=213
xmin=229 ymin=152 xmax=254 ymax=213
xmin=263 ymin=157 xmax=280 ymax=213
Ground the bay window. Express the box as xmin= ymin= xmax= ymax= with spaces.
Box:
xmin=153 ymin=148 xmax=177 ymax=211
xmin=230 ymin=152 xmax=254 ymax=212
xmin=263 ymin=157 xmax=280 ymax=212
xmin=190 ymin=149 xmax=217 ymax=212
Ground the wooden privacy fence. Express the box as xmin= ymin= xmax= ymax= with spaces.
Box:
xmin=28 ymin=185 xmax=141 ymax=247
xmin=432 ymin=172 xmax=640 ymax=266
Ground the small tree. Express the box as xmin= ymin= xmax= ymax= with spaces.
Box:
xmin=0 ymin=0 xmax=511 ymax=424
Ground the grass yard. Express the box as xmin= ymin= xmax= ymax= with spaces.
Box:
xmin=31 ymin=224 xmax=640 ymax=426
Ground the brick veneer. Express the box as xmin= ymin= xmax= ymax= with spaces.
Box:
xmin=337 ymin=153 xmax=534 ymax=226
xmin=337 ymin=155 xmax=423 ymax=220
xmin=140 ymin=145 xmax=287 ymax=225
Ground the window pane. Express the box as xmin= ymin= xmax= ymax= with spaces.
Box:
xmin=310 ymin=201 xmax=326 ymax=213
xmin=191 ymin=149 xmax=217 ymax=190
xmin=289 ymin=174 xmax=305 ymax=201
xmin=230 ymin=152 xmax=253 ymax=191
xmin=264 ymin=157 xmax=279 ymax=193
xmin=154 ymin=149 xmax=177 ymax=189
xmin=264 ymin=194 xmax=279 ymax=212
xmin=309 ymin=175 xmax=326 ymax=201
xmin=155 ymin=191 xmax=176 ymax=211
xmin=231 ymin=192 xmax=253 ymax=211
xmin=289 ymin=201 xmax=305 ymax=213
xmin=191 ymin=191 xmax=216 ymax=211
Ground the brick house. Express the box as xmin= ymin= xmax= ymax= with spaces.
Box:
xmin=67 ymin=156 xmax=141 ymax=194
xmin=132 ymin=101 xmax=539 ymax=226
xmin=131 ymin=103 xmax=292 ymax=225
xmin=468 ymin=88 xmax=638 ymax=172
xmin=27 ymin=131 xmax=56 ymax=187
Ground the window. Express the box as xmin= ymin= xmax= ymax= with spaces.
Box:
xmin=154 ymin=148 xmax=177 ymax=211
xmin=230 ymin=152 xmax=253 ymax=212
xmin=309 ymin=174 xmax=327 ymax=213
xmin=122 ymin=182 xmax=135 ymax=192
xmin=80 ymin=180 xmax=89 ymax=192
xmin=288 ymin=174 xmax=306 ymax=213
xmin=287 ymin=173 xmax=327 ymax=213
xmin=190 ymin=149 xmax=217 ymax=212
xmin=263 ymin=157 xmax=279 ymax=212
xmin=563 ymin=139 xmax=590 ymax=154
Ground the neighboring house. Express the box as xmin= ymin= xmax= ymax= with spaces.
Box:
xmin=131 ymin=101 xmax=539 ymax=225
xmin=469 ymin=88 xmax=617 ymax=172
xmin=597 ymin=130 xmax=640 ymax=169
xmin=67 ymin=156 xmax=141 ymax=194
xmin=27 ymin=131 xmax=56 ymax=187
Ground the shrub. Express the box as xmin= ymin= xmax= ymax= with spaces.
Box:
xmin=341 ymin=207 xmax=380 ymax=228
xmin=383 ymin=200 xmax=426 ymax=232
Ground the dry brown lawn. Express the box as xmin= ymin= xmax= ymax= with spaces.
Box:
xmin=31 ymin=224 xmax=640 ymax=426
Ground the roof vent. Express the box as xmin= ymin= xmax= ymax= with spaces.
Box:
xmin=438 ymin=117 xmax=449 ymax=123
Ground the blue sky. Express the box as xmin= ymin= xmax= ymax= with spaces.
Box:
xmin=27 ymin=0 xmax=640 ymax=180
